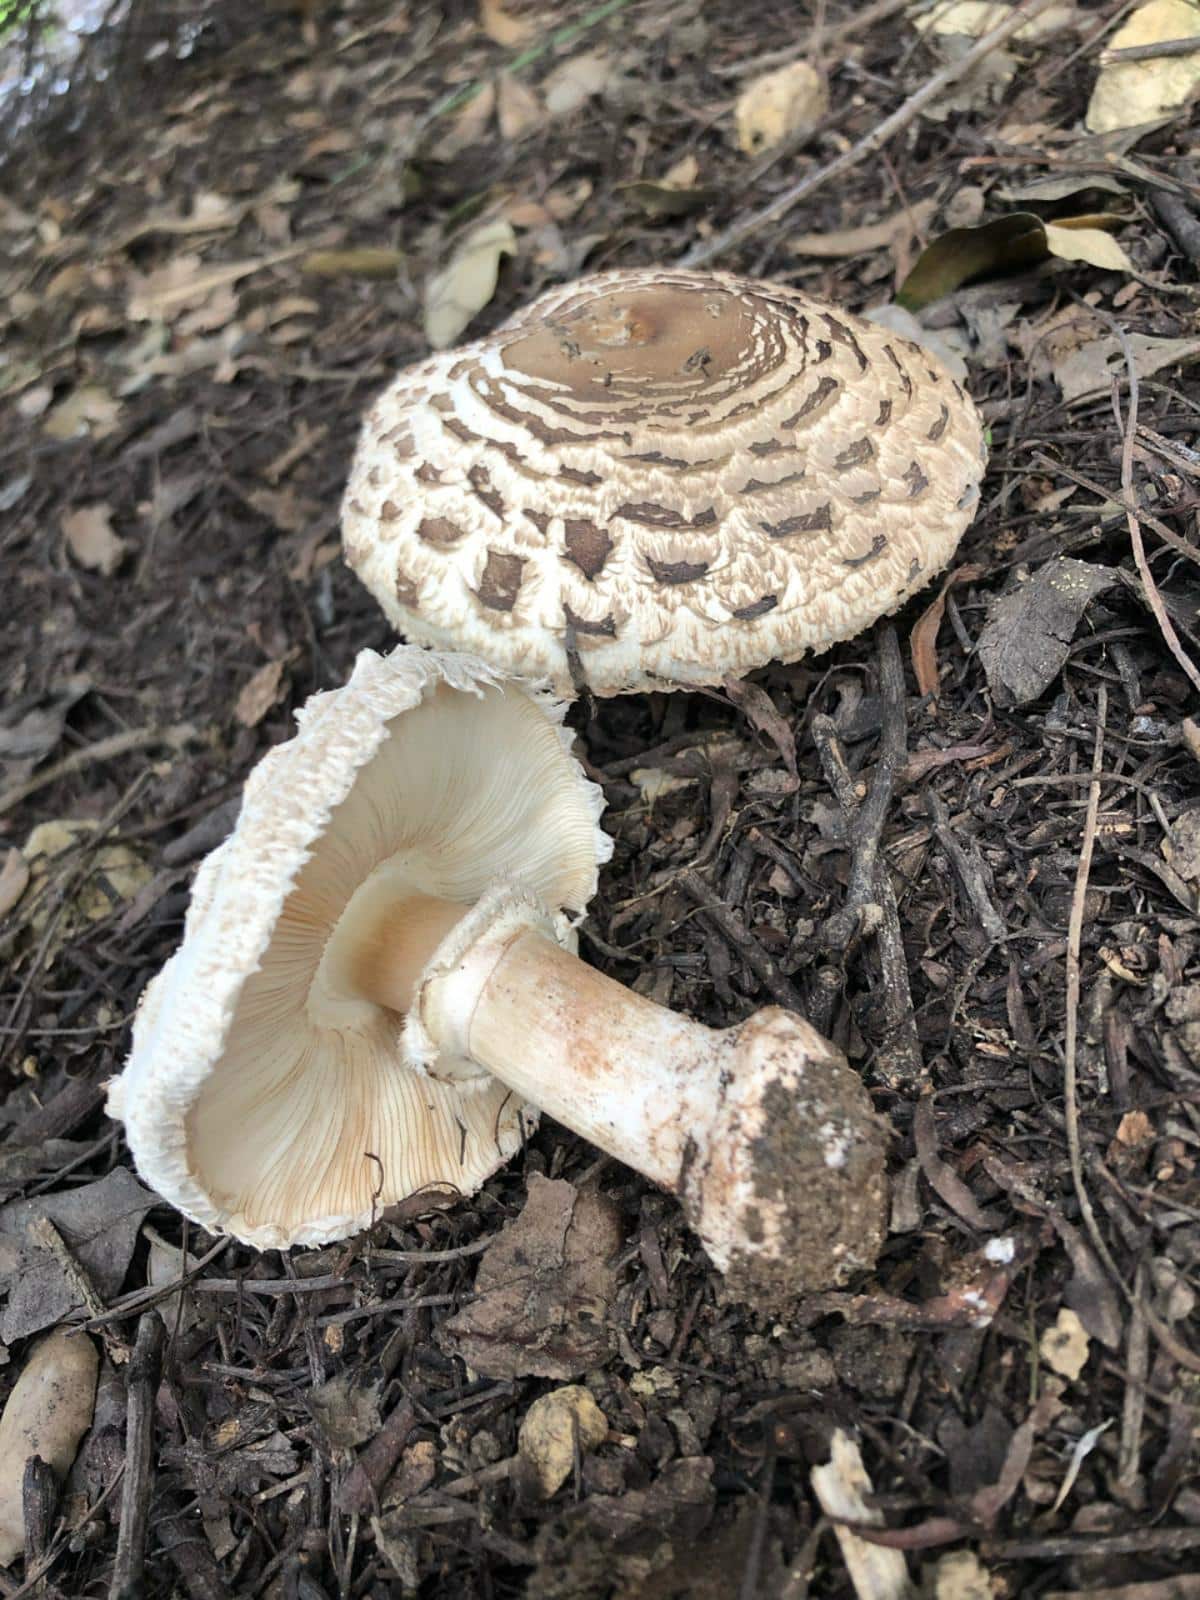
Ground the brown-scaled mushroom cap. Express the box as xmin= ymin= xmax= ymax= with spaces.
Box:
xmin=342 ymin=267 xmax=987 ymax=697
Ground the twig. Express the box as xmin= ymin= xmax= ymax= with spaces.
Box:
xmin=682 ymin=0 xmax=1062 ymax=268
xmin=1102 ymin=312 xmax=1200 ymax=695
xmin=110 ymin=1313 xmax=165 ymax=1600
xmin=1063 ymin=692 xmax=1200 ymax=1373
xmin=0 ymin=724 xmax=194 ymax=819
xmin=335 ymin=1397 xmax=417 ymax=1516
xmin=811 ymin=629 xmax=924 ymax=1088
xmin=676 ymin=868 xmax=805 ymax=1012
xmin=1101 ymin=35 xmax=1200 ymax=64
xmin=991 ymin=1526 xmax=1200 ymax=1560
xmin=1116 ymin=1261 xmax=1148 ymax=1491
xmin=821 ymin=627 xmax=908 ymax=948
xmin=925 ymin=791 xmax=1007 ymax=944
xmin=27 ymin=1216 xmax=129 ymax=1365
xmin=1063 ymin=686 xmax=1111 ymax=1262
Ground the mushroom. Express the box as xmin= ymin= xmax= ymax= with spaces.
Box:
xmin=342 ymin=266 xmax=987 ymax=697
xmin=107 ymin=647 xmax=887 ymax=1302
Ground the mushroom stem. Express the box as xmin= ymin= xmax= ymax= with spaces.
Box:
xmin=406 ymin=890 xmax=889 ymax=1299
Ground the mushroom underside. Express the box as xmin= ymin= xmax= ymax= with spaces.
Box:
xmin=117 ymin=665 xmax=605 ymax=1248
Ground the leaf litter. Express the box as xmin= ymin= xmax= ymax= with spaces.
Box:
xmin=2 ymin=0 xmax=1200 ymax=1594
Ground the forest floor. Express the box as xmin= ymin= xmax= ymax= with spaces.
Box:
xmin=1 ymin=1 xmax=1200 ymax=1596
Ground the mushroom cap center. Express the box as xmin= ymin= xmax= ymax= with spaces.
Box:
xmin=502 ymin=281 xmax=755 ymax=403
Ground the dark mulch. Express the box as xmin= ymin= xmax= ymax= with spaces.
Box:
xmin=2 ymin=1 xmax=1199 ymax=1596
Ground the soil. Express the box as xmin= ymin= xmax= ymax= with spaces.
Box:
xmin=2 ymin=2 xmax=1200 ymax=1597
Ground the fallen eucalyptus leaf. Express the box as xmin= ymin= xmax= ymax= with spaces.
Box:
xmin=543 ymin=52 xmax=614 ymax=117
xmin=899 ymin=210 xmax=1132 ymax=308
xmin=1042 ymin=221 xmax=1134 ymax=272
xmin=1053 ymin=331 xmax=1200 ymax=403
xmin=790 ymin=200 xmax=937 ymax=260
xmin=997 ymin=173 xmax=1130 ymax=204
xmin=898 ymin=213 xmax=1047 ymax=307
xmin=423 ymin=218 xmax=516 ymax=349
xmin=302 ymin=248 xmax=404 ymax=278
xmin=0 ymin=1330 xmax=99 ymax=1566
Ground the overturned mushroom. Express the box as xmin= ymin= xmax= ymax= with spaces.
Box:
xmin=107 ymin=648 xmax=886 ymax=1302
xmin=342 ymin=266 xmax=987 ymax=696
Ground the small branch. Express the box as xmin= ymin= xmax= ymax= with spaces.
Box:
xmin=27 ymin=1216 xmax=129 ymax=1365
xmin=925 ymin=791 xmax=1007 ymax=944
xmin=1100 ymin=35 xmax=1200 ymax=64
xmin=1102 ymin=310 xmax=1200 ymax=695
xmin=335 ymin=1397 xmax=417 ymax=1516
xmin=0 ymin=724 xmax=194 ymax=820
xmin=110 ymin=1313 xmax=165 ymax=1600
xmin=812 ymin=629 xmax=924 ymax=1089
xmin=676 ymin=868 xmax=805 ymax=1012
xmin=682 ymin=0 xmax=1062 ymax=268
xmin=821 ymin=627 xmax=908 ymax=949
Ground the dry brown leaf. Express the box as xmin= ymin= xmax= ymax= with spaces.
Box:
xmin=1087 ymin=0 xmax=1200 ymax=133
xmin=438 ymin=1175 xmax=622 ymax=1379
xmin=235 ymin=659 xmax=288 ymax=728
xmin=543 ymin=52 xmax=614 ymax=116
xmin=479 ymin=0 xmax=536 ymax=44
xmin=977 ymin=559 xmax=1116 ymax=705
xmin=423 ymin=218 xmax=516 ymax=349
xmin=735 ymin=60 xmax=828 ymax=154
xmin=117 ymin=190 xmax=242 ymax=247
xmin=664 ymin=153 xmax=700 ymax=187
xmin=21 ymin=821 xmax=153 ymax=937
xmin=911 ymin=563 xmax=990 ymax=706
xmin=61 ymin=504 xmax=127 ymax=576
xmin=1042 ymin=221 xmax=1134 ymax=272
xmin=1053 ymin=331 xmax=1200 ymax=403
xmin=127 ymin=248 xmax=301 ymax=322
xmin=42 ymin=385 xmax=121 ymax=441
xmin=928 ymin=1549 xmax=995 ymax=1600
xmin=497 ymin=72 xmax=542 ymax=140
xmin=791 ymin=200 xmax=936 ymax=259
xmin=0 ymin=849 xmax=30 ymax=920
xmin=0 ymin=1330 xmax=99 ymax=1564
xmin=431 ymin=81 xmax=496 ymax=160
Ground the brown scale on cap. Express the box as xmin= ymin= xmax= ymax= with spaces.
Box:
xmin=342 ymin=267 xmax=988 ymax=696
